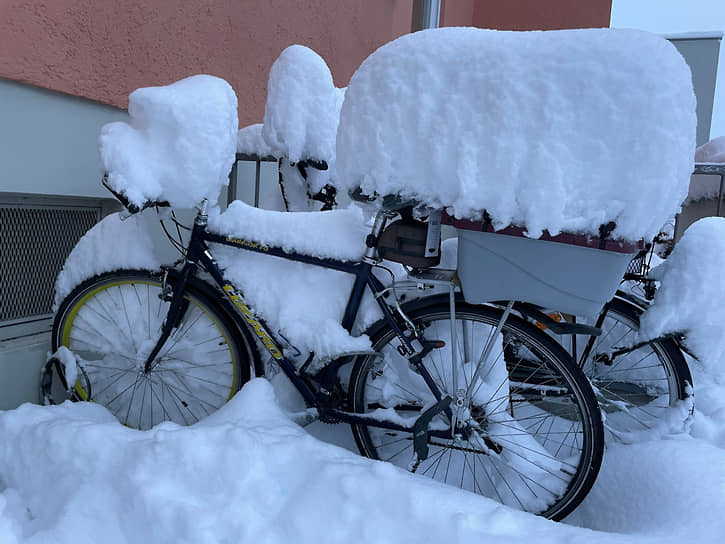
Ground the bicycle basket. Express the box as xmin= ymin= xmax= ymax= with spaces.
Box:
xmin=444 ymin=213 xmax=641 ymax=316
xmin=625 ymin=251 xmax=647 ymax=277
xmin=377 ymin=218 xmax=441 ymax=268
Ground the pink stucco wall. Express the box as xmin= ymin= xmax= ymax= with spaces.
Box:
xmin=471 ymin=0 xmax=612 ymax=30
xmin=0 ymin=0 xmax=413 ymax=126
xmin=1 ymin=0 xmax=612 ymax=125
xmin=440 ymin=0 xmax=475 ymax=27
xmin=440 ymin=0 xmax=611 ymax=30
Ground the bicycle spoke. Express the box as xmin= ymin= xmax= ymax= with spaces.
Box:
xmin=57 ymin=274 xmax=245 ymax=430
xmin=353 ymin=303 xmax=602 ymax=520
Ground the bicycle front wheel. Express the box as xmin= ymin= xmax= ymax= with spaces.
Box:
xmin=52 ymin=270 xmax=253 ymax=430
xmin=349 ymin=301 xmax=603 ymax=521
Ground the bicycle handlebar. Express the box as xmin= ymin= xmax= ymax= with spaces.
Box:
xmin=102 ymin=174 xmax=170 ymax=214
xmin=297 ymin=158 xmax=328 ymax=171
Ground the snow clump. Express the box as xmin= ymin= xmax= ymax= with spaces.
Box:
xmin=337 ymin=27 xmax=696 ymax=242
xmin=262 ymin=45 xmax=345 ymax=192
xmin=100 ymin=75 xmax=238 ymax=209
xmin=237 ymin=123 xmax=274 ymax=157
xmin=640 ymin=217 xmax=725 ymax=377
xmin=53 ymin=212 xmax=161 ymax=309
xmin=695 ymin=135 xmax=725 ymax=164
xmin=207 ymin=201 xmax=377 ymax=363
xmin=208 ymin=200 xmax=368 ymax=261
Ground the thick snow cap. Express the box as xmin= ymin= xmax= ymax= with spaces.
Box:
xmin=100 ymin=75 xmax=238 ymax=209
xmin=262 ymin=45 xmax=345 ymax=169
xmin=337 ymin=28 xmax=696 ymax=241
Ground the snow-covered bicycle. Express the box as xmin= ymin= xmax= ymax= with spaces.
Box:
xmin=46 ymin=24 xmax=699 ymax=522
xmin=48 ymin=175 xmax=604 ymax=521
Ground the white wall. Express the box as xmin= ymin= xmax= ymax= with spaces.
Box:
xmin=0 ymin=78 xmax=129 ymax=197
xmin=0 ymin=79 xmax=129 ymax=409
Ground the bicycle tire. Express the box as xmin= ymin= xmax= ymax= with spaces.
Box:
xmin=52 ymin=270 xmax=255 ymax=430
xmin=348 ymin=300 xmax=604 ymax=521
xmin=577 ymin=293 xmax=693 ymax=437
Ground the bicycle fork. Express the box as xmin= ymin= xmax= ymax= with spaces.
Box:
xmin=141 ymin=266 xmax=194 ymax=374
xmin=141 ymin=201 xmax=212 ymax=374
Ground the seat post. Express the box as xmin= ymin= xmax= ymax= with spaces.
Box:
xmin=363 ymin=209 xmax=394 ymax=263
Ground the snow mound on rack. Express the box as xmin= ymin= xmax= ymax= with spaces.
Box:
xmin=695 ymin=136 xmax=725 ymax=164
xmin=100 ymin=75 xmax=238 ymax=209
xmin=263 ymin=45 xmax=345 ymax=178
xmin=237 ymin=123 xmax=274 ymax=157
xmin=337 ymin=27 xmax=696 ymax=241
xmin=53 ymin=212 xmax=161 ymax=309
xmin=640 ymin=217 xmax=725 ymax=375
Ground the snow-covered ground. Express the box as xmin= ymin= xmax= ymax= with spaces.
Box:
xmin=1 ymin=367 xmax=724 ymax=543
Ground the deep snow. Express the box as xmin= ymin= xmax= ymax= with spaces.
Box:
xmin=4 ymin=25 xmax=720 ymax=544
xmin=1 ymin=376 xmax=724 ymax=543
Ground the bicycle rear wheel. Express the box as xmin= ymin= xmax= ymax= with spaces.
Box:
xmin=349 ymin=300 xmax=603 ymax=521
xmin=52 ymin=270 xmax=254 ymax=429
xmin=578 ymin=294 xmax=692 ymax=437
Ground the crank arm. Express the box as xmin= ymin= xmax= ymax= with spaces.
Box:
xmin=413 ymin=396 xmax=453 ymax=461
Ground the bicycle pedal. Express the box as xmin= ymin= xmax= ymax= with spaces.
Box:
xmin=287 ymin=408 xmax=319 ymax=427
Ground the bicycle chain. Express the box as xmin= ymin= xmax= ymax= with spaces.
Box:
xmin=318 ymin=410 xmax=342 ymax=424
xmin=409 ymin=439 xmax=493 ymax=473
xmin=427 ymin=440 xmax=491 ymax=455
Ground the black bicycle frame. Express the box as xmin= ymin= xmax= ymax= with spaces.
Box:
xmin=156 ymin=210 xmax=453 ymax=438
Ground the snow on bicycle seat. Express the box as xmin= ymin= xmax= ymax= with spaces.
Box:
xmin=100 ymin=75 xmax=238 ymax=210
xmin=336 ymin=27 xmax=696 ymax=244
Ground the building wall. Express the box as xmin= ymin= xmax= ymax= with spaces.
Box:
xmin=0 ymin=1 xmax=614 ymax=127
xmin=0 ymin=78 xmax=128 ymax=198
xmin=0 ymin=0 xmax=414 ymax=127
xmin=471 ymin=0 xmax=612 ymax=30
xmin=439 ymin=0 xmax=612 ymax=31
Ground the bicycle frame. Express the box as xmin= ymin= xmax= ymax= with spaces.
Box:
xmin=152 ymin=202 xmax=456 ymax=441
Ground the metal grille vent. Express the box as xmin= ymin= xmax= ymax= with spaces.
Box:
xmin=1 ymin=205 xmax=100 ymax=323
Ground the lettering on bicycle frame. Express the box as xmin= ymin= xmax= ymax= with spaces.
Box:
xmin=223 ymin=284 xmax=283 ymax=360
xmin=225 ymin=236 xmax=270 ymax=252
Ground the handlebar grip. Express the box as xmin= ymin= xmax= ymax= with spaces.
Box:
xmin=102 ymin=174 xmax=170 ymax=213
xmin=296 ymin=158 xmax=328 ymax=172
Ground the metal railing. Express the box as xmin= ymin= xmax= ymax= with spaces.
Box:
xmin=228 ymin=153 xmax=277 ymax=207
